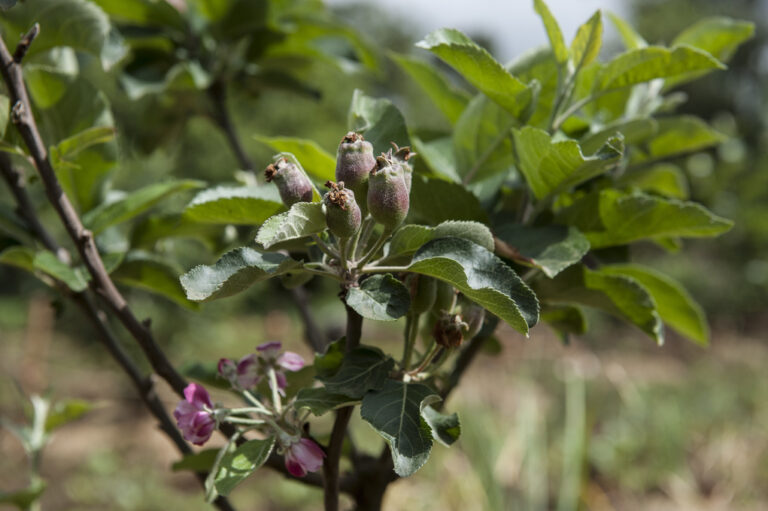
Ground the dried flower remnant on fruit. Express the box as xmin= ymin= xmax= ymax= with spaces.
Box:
xmin=433 ymin=313 xmax=469 ymax=348
xmin=323 ymin=180 xmax=362 ymax=238
xmin=367 ymin=149 xmax=411 ymax=230
xmin=457 ymin=296 xmax=485 ymax=340
xmin=264 ymin=157 xmax=313 ymax=207
xmin=391 ymin=142 xmax=416 ymax=193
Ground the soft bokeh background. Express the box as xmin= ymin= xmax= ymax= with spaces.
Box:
xmin=2 ymin=0 xmax=768 ymax=510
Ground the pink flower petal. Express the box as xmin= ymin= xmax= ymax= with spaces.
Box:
xmin=183 ymin=383 xmax=212 ymax=409
xmin=256 ymin=341 xmax=282 ymax=359
xmin=277 ymin=352 xmax=305 ymax=372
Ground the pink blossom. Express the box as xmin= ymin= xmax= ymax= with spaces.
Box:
xmin=256 ymin=341 xmax=283 ymax=359
xmin=277 ymin=351 xmax=305 ymax=372
xmin=284 ymin=438 xmax=325 ymax=477
xmin=174 ymin=383 xmax=215 ymax=446
xmin=218 ymin=354 xmax=260 ymax=390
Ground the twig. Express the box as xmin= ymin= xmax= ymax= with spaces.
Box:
xmin=0 ymin=27 xmax=188 ymax=397
xmin=0 ymin=153 xmax=235 ymax=511
xmin=208 ymin=80 xmax=255 ymax=172
xmin=288 ymin=286 xmax=325 ymax=352
xmin=322 ymin=304 xmax=363 ymax=511
xmin=440 ymin=333 xmax=488 ymax=401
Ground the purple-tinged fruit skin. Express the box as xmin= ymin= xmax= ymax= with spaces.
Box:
xmin=265 ymin=158 xmax=313 ymax=207
xmin=367 ymin=151 xmax=410 ymax=230
xmin=336 ymin=132 xmax=375 ymax=210
xmin=323 ymin=180 xmax=362 ymax=239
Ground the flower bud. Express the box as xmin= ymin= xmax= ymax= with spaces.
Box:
xmin=323 ymin=181 xmax=362 ymax=239
xmin=367 ymin=150 xmax=410 ymax=230
xmin=457 ymin=296 xmax=485 ymax=340
xmin=336 ymin=132 xmax=375 ymax=212
xmin=405 ymin=274 xmax=436 ymax=314
xmin=265 ymin=157 xmax=313 ymax=207
xmin=432 ymin=313 xmax=468 ymax=348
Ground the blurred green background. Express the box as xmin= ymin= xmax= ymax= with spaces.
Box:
xmin=1 ymin=0 xmax=767 ymax=509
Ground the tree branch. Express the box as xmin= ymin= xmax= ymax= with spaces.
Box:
xmin=208 ymin=80 xmax=255 ymax=172
xmin=0 ymin=153 xmax=235 ymax=511
xmin=322 ymin=303 xmax=363 ymax=511
xmin=0 ymin=25 xmax=188 ymax=397
xmin=288 ymin=285 xmax=326 ymax=352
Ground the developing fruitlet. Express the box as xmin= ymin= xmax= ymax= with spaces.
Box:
xmin=432 ymin=280 xmax=457 ymax=314
xmin=367 ymin=150 xmax=410 ymax=230
xmin=432 ymin=313 xmax=468 ymax=348
xmin=405 ymin=274 xmax=436 ymax=314
xmin=323 ymin=181 xmax=361 ymax=239
xmin=391 ymin=143 xmax=415 ymax=193
xmin=457 ymin=296 xmax=485 ymax=340
xmin=336 ymin=132 xmax=375 ymax=211
xmin=264 ymin=158 xmax=313 ymax=207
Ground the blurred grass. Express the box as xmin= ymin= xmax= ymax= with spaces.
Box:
xmin=2 ymin=302 xmax=768 ymax=510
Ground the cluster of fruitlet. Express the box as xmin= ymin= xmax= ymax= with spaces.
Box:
xmin=265 ymin=132 xmax=414 ymax=239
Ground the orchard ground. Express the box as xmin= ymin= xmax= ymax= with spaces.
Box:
xmin=2 ymin=295 xmax=767 ymax=511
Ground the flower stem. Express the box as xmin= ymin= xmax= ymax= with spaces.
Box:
xmin=267 ymin=368 xmax=283 ymax=414
xmin=357 ymin=228 xmax=390 ymax=268
xmin=401 ymin=312 xmax=421 ymax=371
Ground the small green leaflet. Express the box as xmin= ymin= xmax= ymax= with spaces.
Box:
xmin=180 ymin=248 xmax=303 ymax=302
xmin=185 ymin=186 xmax=284 ymax=225
xmin=346 ymin=274 xmax=411 ymax=321
xmin=214 ymin=437 xmax=275 ymax=496
xmin=495 ymin=224 xmax=590 ymax=278
xmin=348 ymin=89 xmax=410 ymax=154
xmin=294 ymin=387 xmax=359 ymax=416
xmin=255 ymin=202 xmax=326 ymax=250
xmin=316 ymin=346 xmax=394 ymax=399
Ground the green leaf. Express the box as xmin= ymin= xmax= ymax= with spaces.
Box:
xmin=634 ymin=116 xmax=725 ymax=163
xmin=23 ymin=47 xmax=78 ymax=110
xmin=130 ymin=213 xmax=225 ymax=250
xmin=112 ymin=251 xmax=197 ymax=309
xmin=44 ymin=399 xmax=93 ymax=432
xmin=33 ymin=251 xmax=89 ymax=292
xmin=495 ymin=225 xmax=590 ymax=278
xmin=416 ymin=28 xmax=533 ymax=118
xmin=540 ymin=305 xmax=588 ymax=341
xmin=172 ymin=449 xmax=218 ymax=473
xmin=0 ymin=94 xmax=9 ymax=137
xmin=294 ymin=387 xmax=359 ymax=416
xmin=314 ymin=337 xmax=346 ymax=379
xmin=390 ymin=52 xmax=470 ymax=124
xmin=0 ymin=479 xmax=46 ymax=509
xmin=90 ymin=0 xmax=186 ymax=30
xmin=0 ymin=0 xmax=127 ymax=69
xmin=570 ymin=11 xmax=603 ymax=70
xmin=317 ymin=346 xmax=394 ymax=399
xmin=255 ymin=202 xmax=326 ymax=250
xmin=346 ymin=274 xmax=410 ymax=321
xmin=50 ymin=126 xmax=116 ymax=167
xmin=254 ymin=136 xmax=336 ymax=181
xmin=453 ymin=95 xmax=515 ymax=193
xmin=348 ymin=90 xmax=410 ymax=154
xmin=121 ymin=61 xmax=212 ymax=100
xmin=387 ymin=220 xmax=494 ymax=262
xmin=563 ymin=190 xmax=733 ymax=248
xmin=184 ymin=186 xmax=283 ymax=226
xmin=214 ymin=437 xmax=275 ymax=496
xmin=83 ymin=180 xmax=203 ymax=234
xmin=180 ymin=248 xmax=303 ymax=302
xmin=409 ymin=175 xmax=489 ymax=225
xmin=580 ymin=118 xmax=657 ymax=155
xmin=360 ymin=380 xmax=440 ymax=477
xmin=513 ymin=126 xmax=623 ymax=200
xmin=0 ymin=0 xmax=18 ymax=10
xmin=534 ymin=265 xmax=663 ymax=343
xmin=534 ymin=0 xmax=568 ymax=64
xmin=507 ymin=47 xmax=559 ymax=129
xmin=421 ymin=406 xmax=461 ymax=446
xmin=601 ymin=264 xmax=708 ymax=345
xmin=607 ymin=11 xmax=647 ymax=50
xmin=0 ymin=246 xmax=36 ymax=273
xmin=597 ymin=46 xmax=724 ymax=93
xmin=407 ymin=237 xmax=539 ymax=335
xmin=617 ymin=163 xmax=689 ymax=199
xmin=667 ymin=17 xmax=754 ymax=88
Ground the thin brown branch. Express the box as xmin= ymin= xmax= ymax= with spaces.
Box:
xmin=208 ymin=80 xmax=255 ymax=172
xmin=0 ymin=27 xmax=187 ymax=397
xmin=323 ymin=303 xmax=363 ymax=511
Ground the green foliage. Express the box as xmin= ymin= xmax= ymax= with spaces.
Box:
xmin=255 ymin=202 xmax=325 ymax=250
xmin=214 ymin=437 xmax=275 ymax=496
xmin=185 ymin=187 xmax=283 ymax=225
xmin=360 ymin=380 xmax=441 ymax=477
xmin=294 ymin=387 xmax=359 ymax=416
xmin=346 ymin=274 xmax=411 ymax=321
xmin=495 ymin=225 xmax=590 ymax=278
xmin=408 ymin=238 xmax=539 ymax=336
xmin=316 ymin=346 xmax=394 ymax=399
